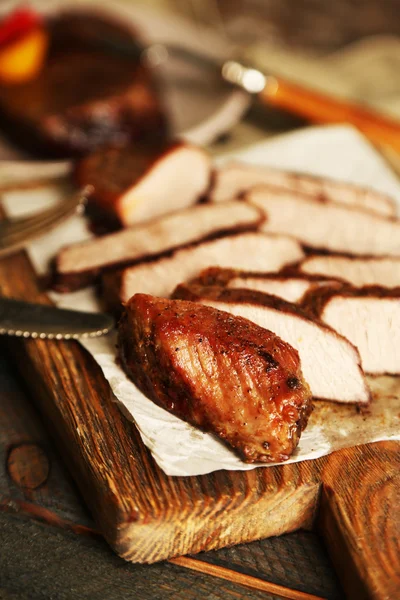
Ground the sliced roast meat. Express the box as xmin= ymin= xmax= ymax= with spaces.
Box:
xmin=173 ymin=285 xmax=370 ymax=405
xmin=303 ymin=287 xmax=400 ymax=375
xmin=247 ymin=186 xmax=400 ymax=257
xmin=53 ymin=201 xmax=263 ymax=292
xmin=76 ymin=142 xmax=211 ymax=228
xmin=102 ymin=232 xmax=305 ymax=310
xmin=299 ymin=255 xmax=400 ymax=289
xmin=191 ymin=267 xmax=342 ymax=303
xmin=211 ymin=161 xmax=396 ymax=217
xmin=119 ymin=294 xmax=313 ymax=463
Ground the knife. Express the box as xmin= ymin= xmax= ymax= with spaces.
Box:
xmin=94 ymin=35 xmax=400 ymax=153
xmin=0 ymin=297 xmax=114 ymax=339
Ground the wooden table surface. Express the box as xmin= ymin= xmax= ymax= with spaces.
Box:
xmin=0 ymin=348 xmax=344 ymax=600
xmin=2 ymin=2 xmax=400 ymax=598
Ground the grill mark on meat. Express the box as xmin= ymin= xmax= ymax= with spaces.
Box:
xmin=211 ymin=161 xmax=396 ymax=217
xmin=173 ymin=284 xmax=371 ymax=405
xmin=247 ymin=185 xmax=400 ymax=257
xmin=53 ymin=201 xmax=264 ymax=292
xmin=118 ymin=294 xmax=312 ymax=463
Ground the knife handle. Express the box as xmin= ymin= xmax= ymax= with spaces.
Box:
xmin=259 ymin=75 xmax=400 ymax=153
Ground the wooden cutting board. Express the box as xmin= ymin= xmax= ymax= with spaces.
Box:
xmin=0 ymin=245 xmax=399 ymax=600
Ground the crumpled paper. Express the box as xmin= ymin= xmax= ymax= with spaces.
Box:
xmin=3 ymin=125 xmax=400 ymax=476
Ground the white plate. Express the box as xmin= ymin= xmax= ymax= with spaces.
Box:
xmin=0 ymin=0 xmax=250 ymax=177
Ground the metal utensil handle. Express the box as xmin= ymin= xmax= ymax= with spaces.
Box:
xmin=259 ymin=75 xmax=400 ymax=153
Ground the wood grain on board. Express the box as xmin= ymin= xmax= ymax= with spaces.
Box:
xmin=0 ymin=241 xmax=399 ymax=598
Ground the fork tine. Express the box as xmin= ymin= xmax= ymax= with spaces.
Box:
xmin=0 ymin=185 xmax=90 ymax=236
xmin=0 ymin=186 xmax=92 ymax=258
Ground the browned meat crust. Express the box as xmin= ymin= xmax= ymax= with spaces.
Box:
xmin=75 ymin=142 xmax=212 ymax=229
xmin=301 ymin=284 xmax=400 ymax=317
xmin=0 ymin=11 xmax=167 ymax=157
xmin=118 ymin=294 xmax=313 ymax=463
xmin=190 ymin=266 xmax=343 ymax=288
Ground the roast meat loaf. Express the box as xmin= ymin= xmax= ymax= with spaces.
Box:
xmin=118 ymin=294 xmax=313 ymax=463
xmin=0 ymin=11 xmax=167 ymax=157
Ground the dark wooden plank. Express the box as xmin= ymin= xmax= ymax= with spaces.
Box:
xmin=0 ymin=512 xmax=284 ymax=600
xmin=0 ymin=347 xmax=94 ymax=531
xmin=0 ymin=350 xmax=343 ymax=599
xmin=192 ymin=532 xmax=343 ymax=600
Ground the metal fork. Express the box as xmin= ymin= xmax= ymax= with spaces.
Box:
xmin=0 ymin=185 xmax=93 ymax=259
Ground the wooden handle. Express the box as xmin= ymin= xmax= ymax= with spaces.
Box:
xmin=260 ymin=76 xmax=400 ymax=152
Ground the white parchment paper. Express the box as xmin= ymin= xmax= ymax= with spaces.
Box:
xmin=3 ymin=125 xmax=400 ymax=476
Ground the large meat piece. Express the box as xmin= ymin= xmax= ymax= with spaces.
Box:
xmin=0 ymin=12 xmax=167 ymax=157
xmin=75 ymin=142 xmax=211 ymax=228
xmin=303 ymin=287 xmax=400 ymax=374
xmin=211 ymin=162 xmax=396 ymax=217
xmin=118 ymin=294 xmax=313 ymax=463
xmin=298 ymin=255 xmax=400 ymax=289
xmin=173 ymin=285 xmax=370 ymax=405
xmin=192 ymin=267 xmax=341 ymax=304
xmin=102 ymin=233 xmax=304 ymax=310
xmin=247 ymin=186 xmax=400 ymax=256
xmin=53 ymin=200 xmax=262 ymax=292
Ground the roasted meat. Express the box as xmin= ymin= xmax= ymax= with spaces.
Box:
xmin=75 ymin=142 xmax=212 ymax=228
xmin=102 ymin=232 xmax=304 ymax=311
xmin=211 ymin=161 xmax=396 ymax=216
xmin=118 ymin=294 xmax=313 ymax=463
xmin=53 ymin=200 xmax=263 ymax=292
xmin=173 ymin=285 xmax=370 ymax=405
xmin=0 ymin=11 xmax=167 ymax=157
xmin=247 ymin=186 xmax=400 ymax=256
xmin=303 ymin=286 xmax=400 ymax=374
xmin=191 ymin=267 xmax=342 ymax=304
xmin=299 ymin=255 xmax=400 ymax=289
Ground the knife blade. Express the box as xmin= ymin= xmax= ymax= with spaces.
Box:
xmin=0 ymin=297 xmax=114 ymax=339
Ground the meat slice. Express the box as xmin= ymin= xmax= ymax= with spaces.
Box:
xmin=211 ymin=161 xmax=396 ymax=217
xmin=303 ymin=287 xmax=400 ymax=374
xmin=119 ymin=294 xmax=313 ymax=463
xmin=247 ymin=186 xmax=400 ymax=256
xmin=173 ymin=285 xmax=370 ymax=405
xmin=299 ymin=255 xmax=400 ymax=289
xmin=102 ymin=233 xmax=305 ymax=310
xmin=0 ymin=12 xmax=167 ymax=158
xmin=53 ymin=201 xmax=263 ymax=292
xmin=191 ymin=267 xmax=341 ymax=304
xmin=75 ymin=142 xmax=212 ymax=228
